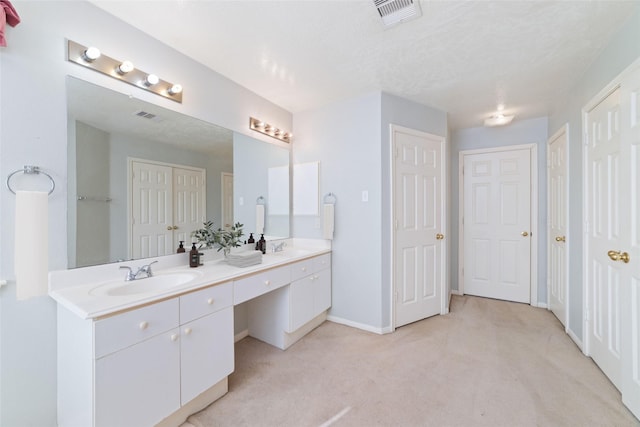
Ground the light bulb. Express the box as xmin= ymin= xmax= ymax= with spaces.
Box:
xmin=145 ymin=74 xmax=159 ymax=86
xmin=117 ymin=60 xmax=134 ymax=75
xmin=168 ymin=84 xmax=182 ymax=95
xmin=82 ymin=46 xmax=101 ymax=62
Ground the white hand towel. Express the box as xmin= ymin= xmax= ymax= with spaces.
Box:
xmin=15 ymin=191 xmax=49 ymax=300
xmin=323 ymin=203 xmax=334 ymax=240
xmin=256 ymin=204 xmax=265 ymax=234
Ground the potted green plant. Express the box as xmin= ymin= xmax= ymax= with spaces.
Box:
xmin=192 ymin=220 xmax=244 ymax=257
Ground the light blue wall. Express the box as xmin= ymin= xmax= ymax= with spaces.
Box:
xmin=450 ymin=117 xmax=549 ymax=305
xmin=293 ymin=91 xmax=447 ymax=330
xmin=548 ymin=6 xmax=640 ymax=342
xmin=0 ymin=2 xmax=290 ymax=425
xmin=293 ymin=91 xmax=383 ymax=328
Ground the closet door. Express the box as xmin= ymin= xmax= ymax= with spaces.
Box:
xmin=173 ymin=167 xmax=206 ymax=245
xmin=131 ymin=161 xmax=173 ymax=259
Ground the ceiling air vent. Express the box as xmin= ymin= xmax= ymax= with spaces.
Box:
xmin=374 ymin=0 xmax=422 ymax=27
xmin=134 ymin=110 xmax=157 ymax=120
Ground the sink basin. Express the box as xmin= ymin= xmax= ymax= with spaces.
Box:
xmin=89 ymin=271 xmax=203 ymax=297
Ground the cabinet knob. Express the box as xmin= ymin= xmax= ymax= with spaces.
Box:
xmin=207 ymin=297 xmax=215 ymax=305
xmin=170 ymin=334 xmax=179 ymax=342
xmin=301 ymin=267 xmax=307 ymax=272
xmin=314 ymin=275 xmax=319 ymax=280
xmin=184 ymin=327 xmax=192 ymax=335
xmin=309 ymin=276 xmax=316 ymax=281
xmin=265 ymin=280 xmax=271 ymax=286
xmin=139 ymin=321 xmax=149 ymax=330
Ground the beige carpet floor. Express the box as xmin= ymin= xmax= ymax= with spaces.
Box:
xmin=183 ymin=295 xmax=639 ymax=427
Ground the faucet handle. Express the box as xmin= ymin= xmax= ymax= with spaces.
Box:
xmin=119 ymin=265 xmax=136 ymax=281
xmin=141 ymin=260 xmax=158 ymax=277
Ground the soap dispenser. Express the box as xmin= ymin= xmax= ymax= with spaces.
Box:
xmin=189 ymin=243 xmax=199 ymax=268
xmin=177 ymin=241 xmax=186 ymax=253
xmin=247 ymin=233 xmax=255 ymax=244
xmin=257 ymin=234 xmax=266 ymax=254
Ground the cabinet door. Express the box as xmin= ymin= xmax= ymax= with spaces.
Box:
xmin=95 ymin=329 xmax=180 ymax=427
xmin=181 ymin=306 xmax=234 ymax=405
xmin=314 ymin=268 xmax=332 ymax=314
xmin=289 ymin=276 xmax=315 ymax=332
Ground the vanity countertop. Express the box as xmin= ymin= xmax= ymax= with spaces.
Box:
xmin=50 ymin=240 xmax=330 ymax=320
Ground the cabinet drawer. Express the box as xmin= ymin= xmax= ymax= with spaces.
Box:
xmin=95 ymin=299 xmax=179 ymax=359
xmin=180 ymin=282 xmax=233 ymax=324
xmin=313 ymin=253 xmax=331 ymax=272
xmin=290 ymin=258 xmax=315 ymax=282
xmin=234 ymin=266 xmax=291 ymax=304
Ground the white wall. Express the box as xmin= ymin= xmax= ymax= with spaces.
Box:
xmin=548 ymin=6 xmax=640 ymax=342
xmin=0 ymin=2 xmax=290 ymax=425
xmin=450 ymin=117 xmax=549 ymax=305
xmin=293 ymin=91 xmax=447 ymax=331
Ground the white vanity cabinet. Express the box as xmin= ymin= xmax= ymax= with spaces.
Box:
xmin=57 ymin=282 xmax=234 ymax=427
xmin=248 ymin=253 xmax=332 ymax=349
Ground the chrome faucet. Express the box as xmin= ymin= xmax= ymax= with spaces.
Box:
xmin=119 ymin=260 xmax=158 ymax=281
xmin=270 ymin=241 xmax=287 ymax=253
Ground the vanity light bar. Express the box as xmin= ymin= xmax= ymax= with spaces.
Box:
xmin=249 ymin=117 xmax=292 ymax=143
xmin=66 ymin=40 xmax=183 ymax=103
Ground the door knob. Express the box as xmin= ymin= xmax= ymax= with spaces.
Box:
xmin=436 ymin=233 xmax=444 ymax=240
xmin=555 ymin=236 xmax=566 ymax=242
xmin=173 ymin=226 xmax=178 ymax=230
xmin=167 ymin=226 xmax=173 ymax=230
xmin=521 ymin=231 xmax=529 ymax=237
xmin=607 ymin=250 xmax=630 ymax=264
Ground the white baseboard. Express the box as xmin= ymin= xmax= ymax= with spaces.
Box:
xmin=450 ymin=289 xmax=462 ymax=296
xmin=537 ymin=302 xmax=549 ymax=309
xmin=567 ymin=327 xmax=584 ymax=352
xmin=234 ymin=329 xmax=249 ymax=343
xmin=327 ymin=315 xmax=389 ymax=335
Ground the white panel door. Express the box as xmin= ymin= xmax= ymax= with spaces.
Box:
xmin=463 ymin=149 xmax=531 ymax=303
xmin=548 ymin=127 xmax=569 ymax=327
xmin=393 ymin=126 xmax=445 ymax=328
xmin=586 ymin=87 xmax=623 ymax=389
xmin=173 ymin=167 xmax=206 ymax=244
xmin=131 ymin=161 xmax=173 ymax=259
xmin=619 ymin=67 xmax=640 ymax=418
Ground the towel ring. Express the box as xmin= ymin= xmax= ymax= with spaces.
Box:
xmin=323 ymin=192 xmax=337 ymax=205
xmin=256 ymin=196 xmax=266 ymax=205
xmin=6 ymin=165 xmax=55 ymax=195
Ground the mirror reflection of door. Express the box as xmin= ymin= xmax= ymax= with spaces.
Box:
xmin=221 ymin=172 xmax=234 ymax=231
xmin=130 ymin=159 xmax=206 ymax=258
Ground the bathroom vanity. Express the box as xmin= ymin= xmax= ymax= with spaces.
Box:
xmin=50 ymin=240 xmax=331 ymax=427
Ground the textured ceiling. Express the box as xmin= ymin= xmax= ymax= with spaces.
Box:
xmin=90 ymin=0 xmax=638 ymax=130
xmin=67 ymin=76 xmax=233 ymax=154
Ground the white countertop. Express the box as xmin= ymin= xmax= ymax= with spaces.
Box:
xmin=50 ymin=239 xmax=330 ymax=320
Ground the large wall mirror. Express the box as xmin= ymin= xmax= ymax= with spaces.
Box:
xmin=66 ymin=76 xmax=290 ymax=268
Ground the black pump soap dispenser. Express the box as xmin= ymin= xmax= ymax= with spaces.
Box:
xmin=189 ymin=243 xmax=199 ymax=268
xmin=257 ymin=234 xmax=266 ymax=254
xmin=177 ymin=241 xmax=186 ymax=253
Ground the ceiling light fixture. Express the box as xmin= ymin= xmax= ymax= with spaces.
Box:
xmin=249 ymin=117 xmax=292 ymax=143
xmin=66 ymin=40 xmax=183 ymax=103
xmin=484 ymin=114 xmax=515 ymax=127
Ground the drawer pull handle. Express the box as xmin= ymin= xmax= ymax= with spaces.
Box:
xmin=207 ymin=298 xmax=215 ymax=305
xmin=310 ymin=276 xmax=315 ymax=281
xmin=170 ymin=334 xmax=179 ymax=342
xmin=139 ymin=321 xmax=149 ymax=330
xmin=184 ymin=328 xmax=192 ymax=335
xmin=314 ymin=275 xmax=319 ymax=280
xmin=302 ymin=267 xmax=307 ymax=272
xmin=265 ymin=280 xmax=271 ymax=286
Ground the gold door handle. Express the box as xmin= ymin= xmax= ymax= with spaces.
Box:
xmin=436 ymin=233 xmax=444 ymax=240
xmin=173 ymin=226 xmax=179 ymax=230
xmin=607 ymin=250 xmax=630 ymax=264
xmin=167 ymin=226 xmax=173 ymax=231
xmin=521 ymin=231 xmax=529 ymax=237
xmin=555 ymin=236 xmax=566 ymax=242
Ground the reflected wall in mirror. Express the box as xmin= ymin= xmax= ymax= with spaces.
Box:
xmin=66 ymin=76 xmax=290 ymax=268
xmin=233 ymin=133 xmax=290 ymax=239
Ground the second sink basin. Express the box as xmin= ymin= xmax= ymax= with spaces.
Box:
xmin=89 ymin=271 xmax=204 ymax=297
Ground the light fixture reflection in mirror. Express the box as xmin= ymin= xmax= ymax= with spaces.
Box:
xmin=66 ymin=76 xmax=290 ymax=269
